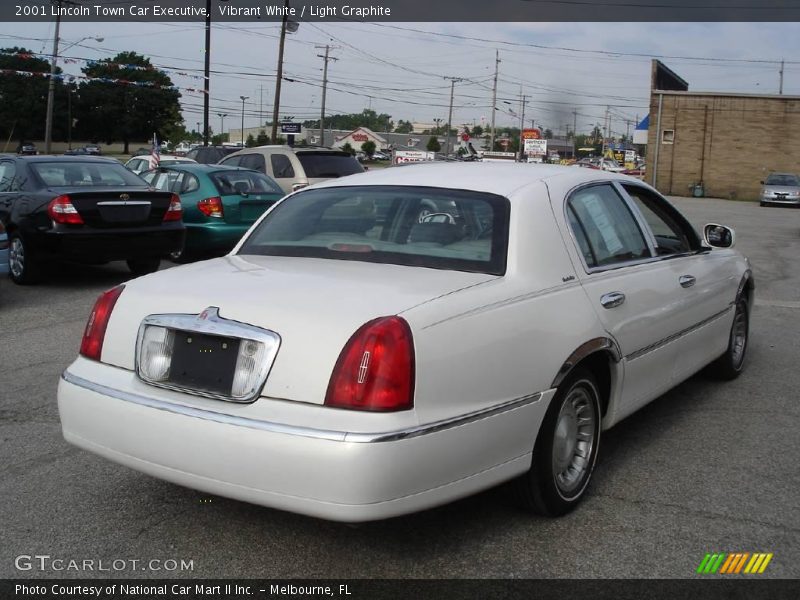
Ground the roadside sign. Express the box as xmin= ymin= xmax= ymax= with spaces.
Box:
xmin=394 ymin=150 xmax=435 ymax=164
xmin=522 ymin=128 xmax=541 ymax=140
xmin=524 ymin=138 xmax=547 ymax=156
xmin=280 ymin=123 xmax=301 ymax=134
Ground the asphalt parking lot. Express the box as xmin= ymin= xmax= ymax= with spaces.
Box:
xmin=1 ymin=196 xmax=798 ymax=579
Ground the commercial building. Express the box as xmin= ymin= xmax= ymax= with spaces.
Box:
xmin=646 ymin=60 xmax=800 ymax=200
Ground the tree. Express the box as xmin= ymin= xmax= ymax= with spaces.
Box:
xmin=361 ymin=140 xmax=376 ymax=157
xmin=472 ymin=125 xmax=484 ymax=137
xmin=0 ymin=47 xmax=69 ymax=146
xmin=73 ymin=51 xmax=182 ymax=153
xmin=246 ymin=133 xmax=256 ymax=148
xmin=426 ymin=136 xmax=441 ymax=153
xmin=256 ymin=130 xmax=269 ymax=145
xmin=543 ymin=128 xmax=554 ymax=139
xmin=394 ymin=120 xmax=413 ymax=134
xmin=341 ymin=142 xmax=355 ymax=155
xmin=302 ymin=109 xmax=392 ymax=133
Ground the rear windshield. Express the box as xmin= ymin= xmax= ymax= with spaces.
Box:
xmin=31 ymin=161 xmax=147 ymax=187
xmin=210 ymin=170 xmax=284 ymax=196
xmin=296 ymin=152 xmax=364 ymax=178
xmin=237 ymin=185 xmax=509 ymax=275
xmin=764 ymin=174 xmax=799 ymax=186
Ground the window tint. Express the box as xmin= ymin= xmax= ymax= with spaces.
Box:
xmin=240 ymin=154 xmax=266 ymax=172
xmin=567 ymin=184 xmax=649 ymax=268
xmin=0 ymin=161 xmax=16 ymax=192
xmin=296 ymin=152 xmax=364 ymax=177
xmin=764 ymin=174 xmax=799 ymax=186
xmin=622 ymin=184 xmax=695 ymax=255
xmin=238 ymin=185 xmax=510 ymax=275
xmin=180 ymin=173 xmax=200 ymax=194
xmin=210 ymin=170 xmax=283 ymax=196
xmin=270 ymin=154 xmax=295 ymax=178
xmin=31 ymin=161 xmax=146 ymax=187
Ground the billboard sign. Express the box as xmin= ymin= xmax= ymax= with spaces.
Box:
xmin=524 ymin=138 xmax=547 ymax=156
xmin=280 ymin=123 xmax=301 ymax=134
xmin=394 ymin=150 xmax=435 ymax=164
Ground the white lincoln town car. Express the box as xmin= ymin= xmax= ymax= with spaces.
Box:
xmin=58 ymin=163 xmax=753 ymax=522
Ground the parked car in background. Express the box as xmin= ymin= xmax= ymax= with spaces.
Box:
xmin=371 ymin=151 xmax=390 ymax=161
xmin=64 ymin=147 xmax=91 ymax=156
xmin=219 ymin=145 xmax=364 ymax=193
xmin=0 ymin=156 xmax=184 ymax=284
xmin=759 ymin=173 xmax=800 ymax=207
xmin=140 ymin=164 xmax=283 ymax=261
xmin=124 ymin=155 xmax=196 ymax=175
xmin=57 ymin=163 xmax=752 ymax=522
xmin=0 ymin=220 xmax=9 ymax=277
xmin=184 ymin=145 xmax=240 ymax=165
xmin=17 ymin=142 xmax=37 ymax=155
xmin=83 ymin=144 xmax=102 ymax=155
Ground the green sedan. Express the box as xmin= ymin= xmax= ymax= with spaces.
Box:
xmin=141 ymin=164 xmax=284 ymax=261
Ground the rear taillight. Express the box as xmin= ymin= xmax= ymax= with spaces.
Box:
xmin=163 ymin=193 xmax=183 ymax=222
xmin=48 ymin=194 xmax=84 ymax=225
xmin=197 ymin=196 xmax=224 ymax=218
xmin=325 ymin=316 xmax=414 ymax=412
xmin=79 ymin=285 xmax=125 ymax=361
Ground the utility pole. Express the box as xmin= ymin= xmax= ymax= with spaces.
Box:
xmin=445 ymin=77 xmax=461 ymax=157
xmin=601 ymin=106 xmax=610 ymax=159
xmin=260 ymin=84 xmax=264 ymax=126
xmin=270 ymin=0 xmax=289 ymax=143
xmin=316 ymin=45 xmax=337 ymax=147
xmin=779 ymin=59 xmax=784 ymax=95
xmin=202 ymin=0 xmax=211 ymax=145
xmin=240 ymin=96 xmax=249 ymax=146
xmin=490 ymin=50 xmax=500 ymax=151
xmin=44 ymin=0 xmax=63 ymax=154
xmin=518 ymin=93 xmax=526 ymax=162
xmin=572 ymin=110 xmax=578 ymax=159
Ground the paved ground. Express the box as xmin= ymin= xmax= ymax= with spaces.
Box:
xmin=1 ymin=196 xmax=798 ymax=579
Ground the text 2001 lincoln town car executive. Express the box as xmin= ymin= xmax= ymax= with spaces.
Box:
xmin=57 ymin=163 xmax=753 ymax=521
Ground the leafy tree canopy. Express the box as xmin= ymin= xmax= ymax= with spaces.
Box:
xmin=0 ymin=47 xmax=68 ymax=145
xmin=303 ymin=109 xmax=393 ymax=133
xmin=426 ymin=136 xmax=441 ymax=153
xmin=73 ymin=51 xmax=182 ymax=153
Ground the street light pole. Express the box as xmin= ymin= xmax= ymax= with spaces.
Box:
xmin=240 ymin=96 xmax=249 ymax=146
xmin=217 ymin=113 xmax=228 ymax=143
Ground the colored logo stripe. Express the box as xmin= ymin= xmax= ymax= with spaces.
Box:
xmin=697 ymin=552 xmax=773 ymax=574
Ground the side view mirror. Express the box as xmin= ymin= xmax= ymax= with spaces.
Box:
xmin=703 ymin=223 xmax=735 ymax=248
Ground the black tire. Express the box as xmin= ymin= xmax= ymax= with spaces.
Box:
xmin=513 ymin=368 xmax=602 ymax=516
xmin=707 ymin=297 xmax=749 ymax=380
xmin=126 ymin=257 xmax=161 ymax=277
xmin=759 ymin=201 xmax=766 ymax=207
xmin=8 ymin=232 xmax=42 ymax=285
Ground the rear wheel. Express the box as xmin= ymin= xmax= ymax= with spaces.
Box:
xmin=708 ymin=297 xmax=749 ymax=380
xmin=8 ymin=232 xmax=42 ymax=285
xmin=513 ymin=368 xmax=602 ymax=516
xmin=126 ymin=257 xmax=161 ymax=277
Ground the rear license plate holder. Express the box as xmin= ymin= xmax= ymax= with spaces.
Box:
xmin=167 ymin=330 xmax=239 ymax=396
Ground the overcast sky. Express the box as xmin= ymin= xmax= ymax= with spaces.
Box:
xmin=2 ymin=20 xmax=799 ymax=138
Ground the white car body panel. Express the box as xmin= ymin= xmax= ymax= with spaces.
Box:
xmin=58 ymin=163 xmax=751 ymax=521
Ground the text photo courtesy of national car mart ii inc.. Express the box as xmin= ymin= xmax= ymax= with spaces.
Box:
xmin=14 ymin=583 xmax=355 ymax=597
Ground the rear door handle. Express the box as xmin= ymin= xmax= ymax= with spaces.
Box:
xmin=679 ymin=275 xmax=696 ymax=288
xmin=600 ymin=292 xmax=626 ymax=309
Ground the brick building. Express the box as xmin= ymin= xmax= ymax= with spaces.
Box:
xmin=646 ymin=60 xmax=800 ymax=200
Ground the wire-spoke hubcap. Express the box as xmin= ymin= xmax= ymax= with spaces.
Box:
xmin=9 ymin=237 xmax=24 ymax=278
xmin=552 ymin=384 xmax=597 ymax=496
xmin=731 ymin=303 xmax=748 ymax=368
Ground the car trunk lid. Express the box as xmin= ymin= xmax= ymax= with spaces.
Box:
xmin=103 ymin=255 xmax=496 ymax=404
xmin=58 ymin=189 xmax=174 ymax=228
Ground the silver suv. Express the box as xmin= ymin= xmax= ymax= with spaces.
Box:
xmin=219 ymin=146 xmax=364 ymax=194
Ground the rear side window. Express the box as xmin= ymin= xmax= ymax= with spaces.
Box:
xmin=0 ymin=161 xmax=16 ymax=192
xmin=270 ymin=155 xmax=295 ymax=178
xmin=210 ymin=170 xmax=283 ymax=196
xmin=622 ymin=184 xmax=696 ymax=255
xmin=238 ymin=185 xmax=509 ymax=275
xmin=567 ymin=184 xmax=649 ymax=269
xmin=220 ymin=155 xmax=242 ymax=167
xmin=240 ymin=154 xmax=266 ymax=172
xmin=296 ymin=152 xmax=364 ymax=178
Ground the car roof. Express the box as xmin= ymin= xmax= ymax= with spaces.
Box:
xmin=11 ymin=155 xmax=118 ymax=163
xmin=147 ymin=164 xmax=259 ymax=174
xmin=311 ymin=162 xmax=635 ymax=197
